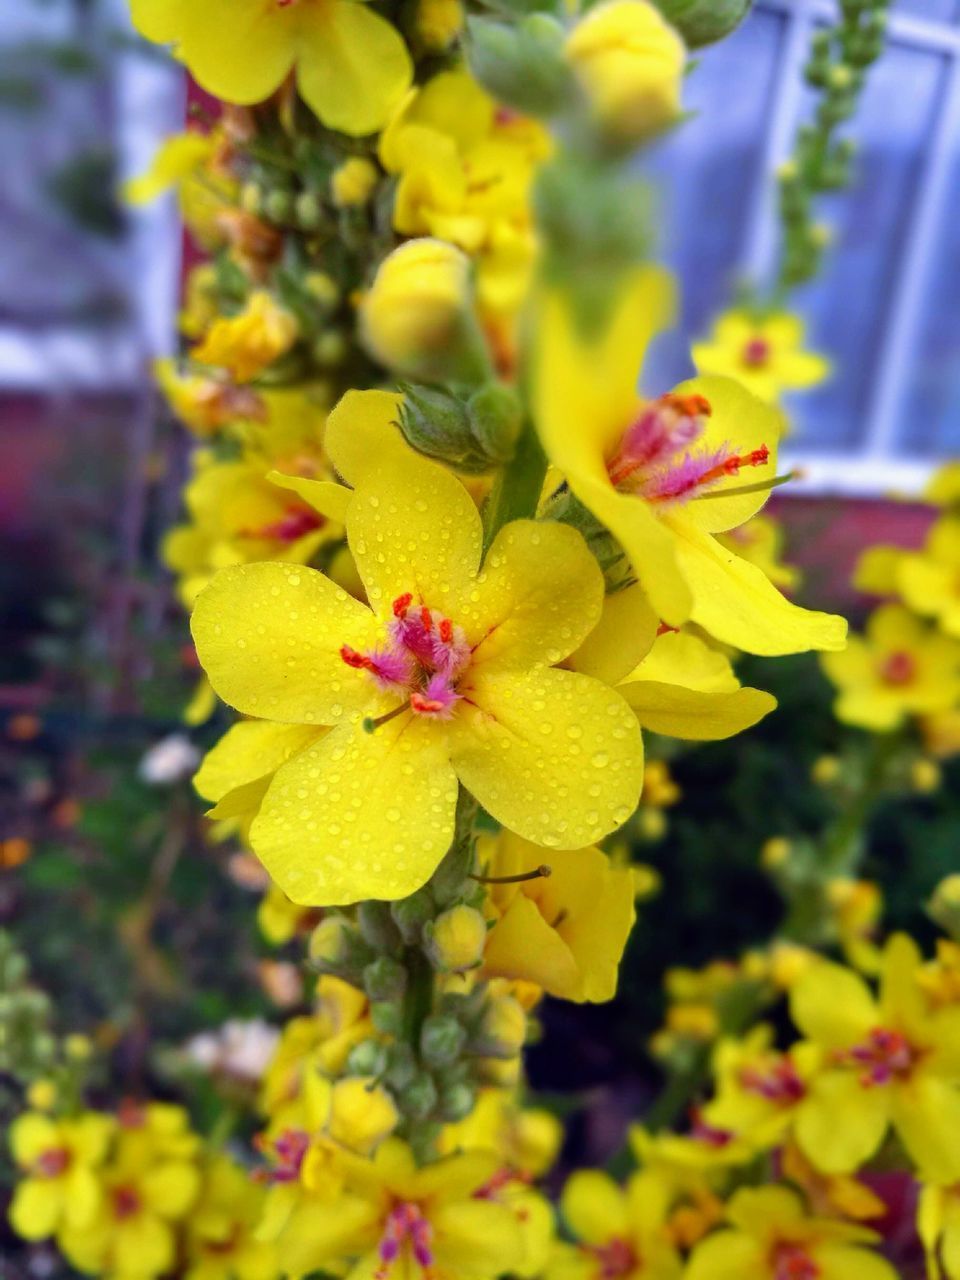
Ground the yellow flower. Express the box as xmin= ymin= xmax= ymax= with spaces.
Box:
xmin=897 ymin=516 xmax=960 ymax=639
xmin=268 ymin=1137 xmax=524 ymax=1279
xmin=124 ymin=131 xmax=217 ymax=206
xmin=703 ymin=1025 xmax=819 ymax=1151
xmin=535 ymin=266 xmax=846 ymax=654
xmin=821 ymin=604 xmax=960 ymax=731
xmin=692 ymin=308 xmax=831 ymax=404
xmin=478 ymin=830 xmax=636 ymax=1003
xmin=547 ymin=1168 xmax=683 ymax=1280
xmin=331 ymin=156 xmax=380 ymax=207
xmin=825 ymin=878 xmax=883 ymax=974
xmin=185 ymin=1157 xmax=279 ymax=1280
xmin=564 ymin=0 xmax=685 ymax=144
xmin=155 ymin=359 xmax=267 ymax=438
xmin=790 ymin=935 xmax=960 ymax=1181
xmin=439 ymin=1088 xmax=562 ymax=1179
xmin=191 ymin=291 xmax=299 ymax=383
xmin=192 ymin=390 xmax=644 ymax=905
xmin=130 ymin=0 xmax=411 ymax=136
xmin=360 ymin=238 xmax=475 ymax=376
xmin=59 ymin=1108 xmax=200 ymax=1279
xmin=8 ymin=1111 xmax=114 ymax=1242
xmin=685 ymin=1185 xmax=896 ymax=1280
xmin=379 ymin=71 xmax=551 ymax=318
xmin=780 ymin=1140 xmax=887 ymax=1225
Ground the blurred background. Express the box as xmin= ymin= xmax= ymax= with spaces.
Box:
xmin=1 ymin=0 xmax=959 ymax=1212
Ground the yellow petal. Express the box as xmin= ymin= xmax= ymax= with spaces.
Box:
xmin=624 ymin=630 xmax=739 ymax=692
xmin=561 ymin=1170 xmax=628 ymax=1246
xmin=62 ymin=1166 xmax=102 ymax=1230
xmin=267 ymin=471 xmax=351 ymax=525
xmin=815 ymin=1245 xmax=899 ymax=1280
xmin=130 ymin=0 xmax=183 ymax=42
xmin=324 ymin=389 xmax=407 ymax=488
xmin=250 ymin=717 xmax=459 ymax=905
xmin=296 ymin=1 xmax=412 ymax=136
xmin=432 ymin=1199 xmax=524 ymax=1278
xmin=666 ymin=515 xmax=847 ymax=655
xmin=674 ymin=375 xmax=785 ymax=534
xmin=470 ymin=520 xmax=604 ymax=670
xmin=10 ymin=1114 xmax=59 ymax=1167
xmin=450 ymin=667 xmax=643 ymax=849
xmin=567 ymin=584 xmax=659 ymax=685
xmin=195 ymin=721 xmax=322 ymax=803
xmin=791 ymin=961 xmax=878 ymax=1048
xmin=891 ymin=1074 xmax=960 ymax=1184
xmin=142 ymin=1160 xmax=201 ymax=1218
xmin=620 ymin=681 xmax=776 ymax=740
xmin=777 ymin=350 xmax=832 ymax=390
xmin=191 ymin=562 xmax=379 ymax=724
xmin=483 ymin=893 xmax=582 ymax=997
xmin=113 ymin=1214 xmax=175 ymax=1277
xmin=725 ymin=1185 xmax=804 ymax=1234
xmin=179 ymin=1 xmax=296 ymax=104
xmin=9 ymin=1179 xmax=63 ymax=1240
xmin=795 ymin=1070 xmax=890 ymax=1173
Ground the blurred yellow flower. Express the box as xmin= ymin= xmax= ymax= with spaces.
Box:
xmin=692 ymin=308 xmax=831 ymax=404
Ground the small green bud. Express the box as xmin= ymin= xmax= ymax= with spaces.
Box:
xmin=467 ymin=384 xmax=522 ymax=465
xmin=399 ymin=385 xmax=489 ymax=473
xmin=240 ymin=182 xmax=263 ymax=216
xmin=264 ymin=190 xmax=294 ymax=224
xmin=385 ymin=1043 xmax=418 ymax=1091
xmin=471 ymin=994 xmax=527 ymax=1059
xmin=420 ymin=1013 xmax=467 ymax=1068
xmin=357 ymin=902 xmax=403 ymax=955
xmin=363 ymin=956 xmax=408 ymax=1003
xmin=295 ymin=191 xmax=325 ymax=230
xmin=651 ymin=0 xmax=751 ymax=48
xmin=304 ymin=272 xmax=341 ymax=310
xmin=347 ymin=1038 xmax=390 ymax=1077
xmin=439 ymin=1083 xmax=477 ymax=1123
xmin=466 ymin=14 xmax=571 ymax=117
xmin=313 ymin=331 xmax=348 ymax=369
xmin=401 ymin=1072 xmax=439 ymax=1121
xmin=309 ymin=915 xmax=358 ymax=971
xmin=391 ymin=888 xmax=436 ymax=945
xmin=371 ymin=1000 xmax=404 ymax=1037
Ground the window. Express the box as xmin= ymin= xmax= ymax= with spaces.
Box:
xmin=0 ymin=0 xmax=183 ymax=389
xmin=647 ymin=0 xmax=960 ymax=494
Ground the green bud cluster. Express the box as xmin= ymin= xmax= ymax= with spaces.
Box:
xmin=775 ymin=0 xmax=889 ymax=294
xmin=399 ymin=382 xmax=523 ymax=474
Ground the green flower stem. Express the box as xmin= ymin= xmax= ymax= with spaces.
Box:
xmin=482 ymin=419 xmax=548 ymax=552
xmin=401 ymin=945 xmax=435 ymax=1052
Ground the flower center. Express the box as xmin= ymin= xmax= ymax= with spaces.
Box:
xmin=879 ymin=650 xmax=916 ymax=686
xmin=112 ymin=1184 xmax=142 ymax=1221
xmin=248 ymin=505 xmax=325 ymax=545
xmin=688 ymin=1109 xmax=735 ymax=1148
xmin=34 ymin=1146 xmax=71 ymax=1178
xmin=606 ymin=392 xmax=770 ymax=506
xmin=772 ymin=1244 xmax=820 ymax=1280
xmin=376 ymin=1202 xmax=435 ymax=1277
xmin=740 ymin=1057 xmax=806 ymax=1105
xmin=341 ymin=594 xmax=472 ymax=722
xmin=588 ymin=1237 xmax=637 ymax=1278
xmin=742 ymin=337 xmax=772 ymax=368
xmin=266 ymin=1128 xmax=310 ymax=1182
xmin=837 ymin=1027 xmax=919 ymax=1087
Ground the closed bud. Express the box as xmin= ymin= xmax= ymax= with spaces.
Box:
xmin=565 ymin=0 xmax=686 ymax=145
xmin=400 ymin=1072 xmax=439 ymax=1121
xmin=467 ymin=14 xmax=571 ymax=117
xmin=357 ymin=901 xmax=403 ymax=954
xmin=64 ymin=1033 xmax=92 ymax=1062
xmin=363 ymin=956 xmax=408 ymax=1003
xmin=391 ymin=887 xmax=436 ymax=944
xmin=439 ymin=1083 xmax=476 ymax=1123
xmin=929 ymin=875 xmax=960 ymax=942
xmin=911 ymin=758 xmax=942 ymax=795
xmin=331 ymin=157 xmax=379 ymax=209
xmin=313 ymin=331 xmax=348 ymax=369
xmin=415 ymin=0 xmax=464 ymax=51
xmin=399 ymin=385 xmax=489 ymax=474
xmin=264 ymin=189 xmax=294 ymax=224
xmin=329 ymin=1077 xmax=399 ymax=1154
xmin=467 ymin=384 xmax=522 ymax=464
xmin=295 ymin=191 xmax=325 ymax=230
xmin=26 ymin=1079 xmax=58 ymax=1111
xmin=304 ymin=272 xmax=340 ymax=310
xmin=385 ymin=1043 xmax=418 ymax=1091
xmin=309 ymin=916 xmax=359 ymax=971
xmin=420 ymin=1013 xmax=467 ymax=1068
xmin=472 ymin=994 xmax=527 ymax=1058
xmin=424 ymin=906 xmax=488 ymax=974
xmin=240 ymin=182 xmax=263 ymax=216
xmin=371 ymin=1000 xmax=404 ymax=1036
xmin=347 ymin=1038 xmax=390 ymax=1077
xmin=651 ymin=0 xmax=750 ymax=47
xmin=760 ymin=836 xmax=792 ymax=870
xmin=361 ymin=239 xmax=490 ymax=384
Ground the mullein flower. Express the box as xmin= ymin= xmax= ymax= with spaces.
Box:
xmin=821 ymin=604 xmax=960 ymax=731
xmin=192 ymin=396 xmax=643 ymax=906
xmin=789 ymin=935 xmax=960 ymax=1182
xmin=191 ymin=292 xmax=299 ymax=383
xmin=692 ymin=308 xmax=830 ymax=404
xmin=896 ymin=515 xmax=960 ymax=639
xmin=534 ymin=266 xmax=846 ymax=655
xmin=685 ymin=1186 xmax=896 ymax=1280
xmin=8 ymin=1111 xmax=114 ymax=1242
xmin=547 ymin=1169 xmax=683 ymax=1280
xmin=130 ymin=0 xmax=411 ymax=136
xmin=185 ymin=1157 xmax=279 ymax=1280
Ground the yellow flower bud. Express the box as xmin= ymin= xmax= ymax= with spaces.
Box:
xmin=477 ymin=994 xmax=527 ymax=1058
xmin=811 ymin=754 xmax=841 ymax=786
xmin=911 ymin=757 xmax=942 ymax=794
xmin=637 ymin=807 xmax=667 ymax=841
xmin=761 ymin=836 xmax=792 ymax=870
xmin=361 ymin=238 xmax=475 ymax=378
xmin=328 ymin=1077 xmax=399 ymax=1154
xmin=425 ymin=905 xmax=488 ymax=973
xmin=26 ymin=1079 xmax=57 ymax=1111
xmin=934 ymin=874 xmax=960 ymax=909
xmin=309 ymin=915 xmax=353 ymax=967
xmin=304 ymin=272 xmax=340 ymax=309
xmin=331 ymin=157 xmax=380 ymax=209
xmin=565 ymin=0 xmax=685 ymax=144
xmin=512 ymin=1108 xmax=563 ymax=1178
xmin=64 ymin=1033 xmax=93 ymax=1061
xmin=415 ymin=0 xmax=464 ymax=51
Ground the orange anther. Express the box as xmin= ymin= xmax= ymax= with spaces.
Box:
xmin=392 ymin=593 xmax=413 ymax=618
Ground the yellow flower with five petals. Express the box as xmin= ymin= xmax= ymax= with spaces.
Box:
xmin=8 ymin=1111 xmax=114 ymax=1242
xmin=692 ymin=308 xmax=831 ymax=404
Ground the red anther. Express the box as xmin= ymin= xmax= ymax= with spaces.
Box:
xmin=656 ymin=622 xmax=680 ymax=637
xmin=699 ymin=443 xmax=770 ymax=488
xmin=410 ymin=692 xmax=446 ymax=715
xmin=392 ymin=593 xmax=413 ymax=618
xmin=439 ymin=618 xmax=453 ymax=643
xmin=773 ymin=1244 xmax=820 ymax=1280
xmin=420 ymin=606 xmax=433 ymax=631
xmin=340 ymin=645 xmax=372 ymax=670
